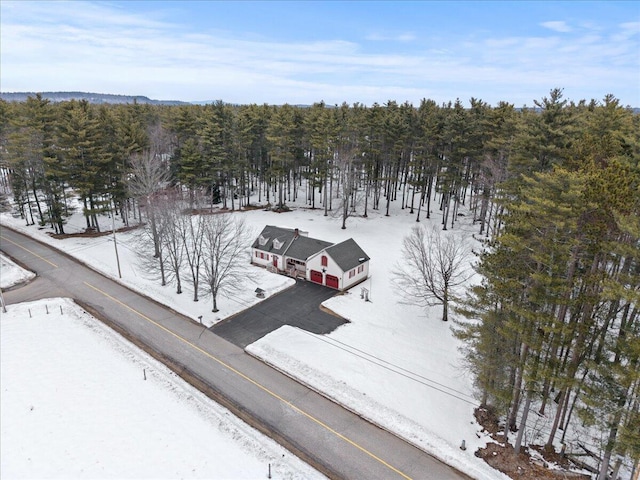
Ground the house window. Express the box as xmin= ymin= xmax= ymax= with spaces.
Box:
xmin=255 ymin=251 xmax=259 ymax=258
xmin=357 ymin=265 xmax=364 ymax=274
xmin=321 ymin=255 xmax=328 ymax=267
xmin=349 ymin=269 xmax=355 ymax=278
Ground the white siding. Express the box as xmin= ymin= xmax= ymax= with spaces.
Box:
xmin=252 ymin=248 xmax=271 ymax=268
xmin=341 ymin=261 xmax=370 ymax=290
xmin=306 ymin=253 xmax=369 ymax=291
xmin=306 ymin=252 xmax=343 ymax=288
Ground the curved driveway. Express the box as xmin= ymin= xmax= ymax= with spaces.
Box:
xmin=0 ymin=225 xmax=471 ymax=480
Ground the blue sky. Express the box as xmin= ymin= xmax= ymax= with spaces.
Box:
xmin=1 ymin=1 xmax=639 ymax=106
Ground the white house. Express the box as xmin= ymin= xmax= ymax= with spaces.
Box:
xmin=251 ymin=225 xmax=298 ymax=273
xmin=251 ymin=226 xmax=370 ymax=291
xmin=306 ymin=238 xmax=370 ymax=291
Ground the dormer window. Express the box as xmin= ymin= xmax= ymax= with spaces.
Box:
xmin=273 ymin=238 xmax=283 ymax=250
xmin=259 ymin=235 xmax=268 ymax=246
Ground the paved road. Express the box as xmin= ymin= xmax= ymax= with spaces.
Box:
xmin=213 ymin=279 xmax=347 ymax=347
xmin=0 ymin=225 xmax=472 ymax=480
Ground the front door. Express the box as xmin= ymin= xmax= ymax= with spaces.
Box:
xmin=272 ymin=256 xmax=278 ymax=269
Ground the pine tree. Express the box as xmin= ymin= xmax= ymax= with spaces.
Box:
xmin=266 ymin=104 xmax=296 ymax=209
xmin=57 ymin=100 xmax=112 ymax=231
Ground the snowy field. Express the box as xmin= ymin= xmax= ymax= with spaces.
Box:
xmin=1 ymin=197 xmax=507 ymax=480
xmin=1 ymin=252 xmax=35 ymax=289
xmin=0 ymin=286 xmax=323 ymax=479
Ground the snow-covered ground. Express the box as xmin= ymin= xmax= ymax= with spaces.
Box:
xmin=0 ymin=285 xmax=323 ymax=478
xmin=1 ymin=197 xmax=507 ymax=480
xmin=1 ymin=252 xmax=35 ymax=289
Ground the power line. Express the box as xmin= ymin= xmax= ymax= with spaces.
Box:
xmin=294 ymin=328 xmax=478 ymax=406
xmin=217 ymin=284 xmax=479 ymax=405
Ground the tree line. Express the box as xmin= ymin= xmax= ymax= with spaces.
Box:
xmin=0 ymin=89 xmax=638 ymax=475
xmin=453 ymin=94 xmax=639 ymax=477
xmin=4 ymin=89 xmax=632 ymax=236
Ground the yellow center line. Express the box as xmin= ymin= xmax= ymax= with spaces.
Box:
xmin=84 ymin=280 xmax=412 ymax=480
xmin=0 ymin=234 xmax=59 ymax=268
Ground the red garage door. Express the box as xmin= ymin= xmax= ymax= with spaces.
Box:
xmin=325 ymin=274 xmax=339 ymax=289
xmin=310 ymin=270 xmax=323 ymax=284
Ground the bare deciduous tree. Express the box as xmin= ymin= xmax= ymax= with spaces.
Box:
xmin=201 ymin=214 xmax=253 ymax=312
xmin=127 ymin=125 xmax=172 ymax=258
xmin=128 ymin=124 xmax=172 ymax=201
xmin=133 ymin=201 xmax=168 ymax=287
xmin=333 ymin=147 xmax=364 ymax=229
xmin=179 ymin=211 xmax=205 ymax=302
xmin=159 ymin=194 xmax=186 ymax=294
xmin=393 ymin=225 xmax=472 ymax=321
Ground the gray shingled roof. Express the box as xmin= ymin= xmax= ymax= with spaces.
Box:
xmin=253 ymin=227 xmax=370 ymax=271
xmin=285 ymin=235 xmax=333 ymax=261
xmin=252 ymin=225 xmax=296 ymax=253
xmin=324 ymin=238 xmax=370 ymax=271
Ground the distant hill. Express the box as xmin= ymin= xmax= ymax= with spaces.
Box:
xmin=0 ymin=91 xmax=189 ymax=106
xmin=2 ymin=92 xmax=637 ymax=111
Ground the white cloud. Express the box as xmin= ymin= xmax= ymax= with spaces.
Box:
xmin=365 ymin=32 xmax=417 ymax=42
xmin=1 ymin=1 xmax=638 ymax=106
xmin=540 ymin=21 xmax=572 ymax=33
xmin=612 ymin=21 xmax=640 ymax=41
xmin=619 ymin=21 xmax=640 ymax=32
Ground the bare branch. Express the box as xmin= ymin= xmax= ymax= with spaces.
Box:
xmin=393 ymin=224 xmax=473 ymax=321
xmin=201 ymin=214 xmax=254 ymax=312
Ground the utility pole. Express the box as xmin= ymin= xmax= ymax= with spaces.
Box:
xmin=112 ymin=199 xmax=122 ymax=279
xmin=0 ymin=288 xmax=7 ymax=313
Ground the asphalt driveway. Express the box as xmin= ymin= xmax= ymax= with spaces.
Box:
xmin=211 ymin=279 xmax=347 ymax=348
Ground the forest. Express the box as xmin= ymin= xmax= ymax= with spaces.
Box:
xmin=0 ymin=89 xmax=638 ymax=478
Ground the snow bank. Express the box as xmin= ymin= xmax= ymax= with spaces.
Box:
xmin=1 ymin=252 xmax=35 ymax=289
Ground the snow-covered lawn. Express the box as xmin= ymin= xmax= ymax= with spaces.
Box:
xmin=1 ymin=252 xmax=35 ymax=289
xmin=1 ymin=198 xmax=507 ymax=480
xmin=0 ymin=294 xmax=323 ymax=479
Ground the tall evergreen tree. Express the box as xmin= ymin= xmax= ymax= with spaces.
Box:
xmin=57 ymin=100 xmax=112 ymax=231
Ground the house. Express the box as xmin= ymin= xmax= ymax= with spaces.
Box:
xmin=251 ymin=225 xmax=298 ymax=273
xmin=306 ymin=238 xmax=370 ymax=291
xmin=251 ymin=225 xmax=370 ymax=291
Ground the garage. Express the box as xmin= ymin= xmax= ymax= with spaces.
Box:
xmin=325 ymin=274 xmax=339 ymax=289
xmin=310 ymin=270 xmax=323 ymax=284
